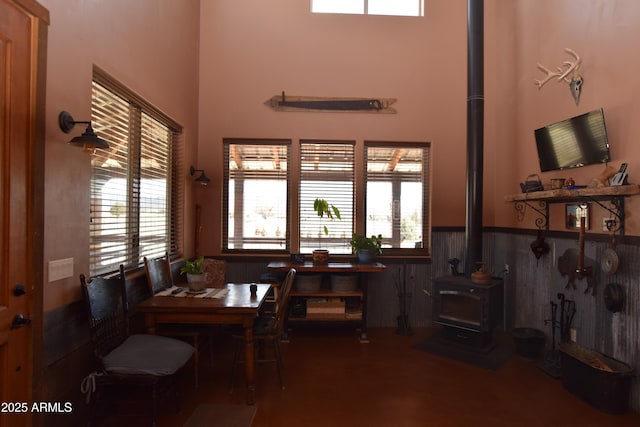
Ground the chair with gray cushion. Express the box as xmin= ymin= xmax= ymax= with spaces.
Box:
xmin=80 ymin=265 xmax=194 ymax=426
xmin=143 ymin=254 xmax=205 ymax=386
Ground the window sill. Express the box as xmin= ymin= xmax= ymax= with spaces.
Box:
xmin=215 ymin=252 xmax=431 ymax=264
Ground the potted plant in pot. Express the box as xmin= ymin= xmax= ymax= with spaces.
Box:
xmin=180 ymin=255 xmax=207 ymax=291
xmin=349 ymin=233 xmax=383 ymax=263
xmin=311 ymin=198 xmax=341 ymax=263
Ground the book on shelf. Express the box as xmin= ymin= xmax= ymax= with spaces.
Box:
xmin=306 ymin=297 xmax=345 ymax=312
xmin=305 ymin=313 xmax=347 ymax=320
xmin=345 ymin=308 xmax=362 ymax=319
xmin=307 ymin=307 xmax=345 ymax=314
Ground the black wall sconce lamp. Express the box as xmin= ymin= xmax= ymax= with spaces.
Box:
xmin=58 ymin=111 xmax=109 ymax=154
xmin=190 ymin=166 xmax=211 ymax=186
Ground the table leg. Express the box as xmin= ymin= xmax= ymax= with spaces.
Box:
xmin=243 ymin=318 xmax=256 ymax=405
xmin=144 ymin=314 xmax=157 ymax=335
xmin=359 ymin=274 xmax=369 ymax=343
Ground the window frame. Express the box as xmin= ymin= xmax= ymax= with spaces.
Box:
xmin=363 ymin=141 xmax=431 ymax=257
xmin=222 ymin=138 xmax=292 ymax=254
xmin=311 ymin=0 xmax=424 ymax=17
xmin=299 ymin=140 xmax=355 ymax=254
xmin=221 ymin=139 xmax=431 ymax=258
xmin=90 ymin=66 xmax=184 ymax=277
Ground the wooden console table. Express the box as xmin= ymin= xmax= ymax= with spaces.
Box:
xmin=267 ymin=262 xmax=386 ymax=342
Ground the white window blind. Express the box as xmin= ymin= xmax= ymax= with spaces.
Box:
xmin=139 ymin=113 xmax=172 ymax=259
xmin=300 ymin=140 xmax=354 ymax=253
xmin=223 ymin=140 xmax=290 ymax=251
xmin=90 ymin=74 xmax=183 ymax=276
xmin=365 ymin=143 xmax=430 ymax=252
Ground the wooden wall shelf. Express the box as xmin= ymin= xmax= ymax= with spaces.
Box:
xmin=504 ymin=184 xmax=640 ymax=233
xmin=504 ymin=185 xmax=640 ymax=202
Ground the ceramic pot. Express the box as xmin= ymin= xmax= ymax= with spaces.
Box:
xmin=471 ymin=267 xmax=492 ymax=285
xmin=312 ymin=249 xmax=329 ymax=264
xmin=357 ymin=249 xmax=374 ymax=263
xmin=186 ymin=273 xmax=207 ymax=291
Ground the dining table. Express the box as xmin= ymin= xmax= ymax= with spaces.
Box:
xmin=136 ymin=282 xmax=271 ymax=405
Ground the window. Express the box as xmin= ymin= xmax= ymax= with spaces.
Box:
xmin=221 ymin=139 xmax=431 ymax=257
xmin=90 ymin=69 xmax=183 ymax=276
xmin=365 ymin=142 xmax=430 ymax=251
xmin=223 ymin=139 xmax=290 ymax=251
xmin=300 ymin=140 xmax=354 ymax=254
xmin=311 ymin=0 xmax=424 ymax=17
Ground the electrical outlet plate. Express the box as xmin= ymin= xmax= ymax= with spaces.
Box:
xmin=570 ymin=328 xmax=577 ymax=342
xmin=49 ymin=258 xmax=74 ymax=282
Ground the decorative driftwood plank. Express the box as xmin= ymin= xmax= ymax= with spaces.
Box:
xmin=265 ymin=92 xmax=397 ymax=113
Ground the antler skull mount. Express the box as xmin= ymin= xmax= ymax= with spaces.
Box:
xmin=535 ymin=48 xmax=583 ymax=105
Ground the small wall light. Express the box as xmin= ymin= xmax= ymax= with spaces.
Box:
xmin=58 ymin=111 xmax=109 ymax=154
xmin=190 ymin=166 xmax=211 ymax=186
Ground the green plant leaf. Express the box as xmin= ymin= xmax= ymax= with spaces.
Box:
xmin=331 ymin=205 xmax=341 ymax=220
xmin=313 ymin=198 xmax=341 ymax=237
xmin=179 ymin=255 xmax=205 ymax=275
xmin=349 ymin=233 xmax=383 ymax=255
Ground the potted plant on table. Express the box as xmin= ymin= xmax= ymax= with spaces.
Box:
xmin=311 ymin=198 xmax=341 ymax=263
xmin=180 ymin=255 xmax=206 ymax=291
xmin=349 ymin=233 xmax=383 ymax=263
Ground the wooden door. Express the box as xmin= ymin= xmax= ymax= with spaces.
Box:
xmin=0 ymin=1 xmax=47 ymax=425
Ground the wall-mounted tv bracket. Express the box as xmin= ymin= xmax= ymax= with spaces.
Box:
xmin=515 ymin=200 xmax=549 ymax=230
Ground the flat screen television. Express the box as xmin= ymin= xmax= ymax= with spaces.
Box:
xmin=534 ymin=108 xmax=611 ymax=172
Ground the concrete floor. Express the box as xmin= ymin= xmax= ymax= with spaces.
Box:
xmin=97 ymin=326 xmax=640 ymax=427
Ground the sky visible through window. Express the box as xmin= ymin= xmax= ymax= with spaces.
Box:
xmin=311 ymin=0 xmax=423 ymax=17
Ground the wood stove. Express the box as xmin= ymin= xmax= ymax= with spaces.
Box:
xmin=433 ymin=275 xmax=503 ymax=349
xmin=431 ymin=0 xmax=495 ymax=351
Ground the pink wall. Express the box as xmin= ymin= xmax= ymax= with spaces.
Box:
xmin=493 ymin=0 xmax=640 ymax=233
xmin=198 ymin=0 xmax=640 ymax=257
xmin=198 ymin=0 xmax=471 ymax=255
xmin=38 ymin=0 xmax=640 ymax=310
xmin=40 ymin=0 xmax=200 ymax=311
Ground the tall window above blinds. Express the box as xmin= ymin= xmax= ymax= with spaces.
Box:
xmin=311 ymin=0 xmax=424 ymax=16
xmin=300 ymin=140 xmax=354 ymax=254
xmin=365 ymin=142 xmax=430 ymax=252
xmin=90 ymin=69 xmax=183 ymax=276
xmin=223 ymin=139 xmax=290 ymax=251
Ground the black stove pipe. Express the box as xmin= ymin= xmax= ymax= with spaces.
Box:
xmin=465 ymin=0 xmax=484 ymax=277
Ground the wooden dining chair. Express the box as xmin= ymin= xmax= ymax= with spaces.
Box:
xmin=80 ymin=265 xmax=194 ymax=426
xmin=143 ymin=253 xmax=204 ymax=387
xmin=230 ymin=268 xmax=297 ymax=390
xmin=143 ymin=252 xmax=174 ymax=294
xmin=202 ymin=258 xmax=226 ymax=287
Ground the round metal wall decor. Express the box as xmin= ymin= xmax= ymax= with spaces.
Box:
xmin=600 ymin=248 xmax=619 ymax=276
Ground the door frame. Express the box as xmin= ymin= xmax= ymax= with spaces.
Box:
xmin=3 ymin=0 xmax=48 ymax=409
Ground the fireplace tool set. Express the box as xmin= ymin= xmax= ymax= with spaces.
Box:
xmin=540 ymin=292 xmax=576 ymax=378
xmin=395 ymin=264 xmax=413 ymax=336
